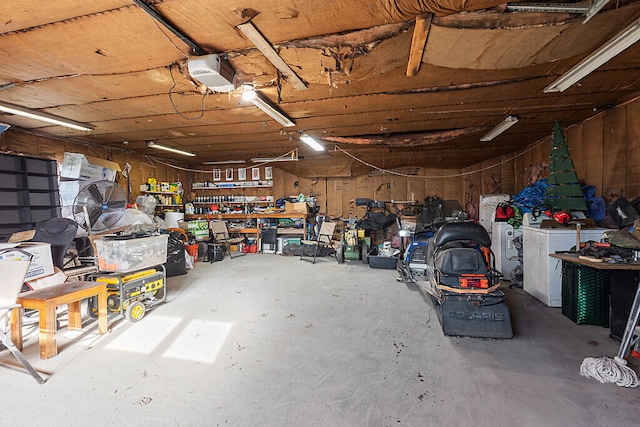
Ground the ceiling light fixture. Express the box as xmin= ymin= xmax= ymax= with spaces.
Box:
xmin=300 ymin=133 xmax=325 ymax=151
xmin=242 ymin=86 xmax=296 ymax=127
xmin=544 ymin=17 xmax=640 ymax=93
xmin=583 ymin=0 xmax=610 ymax=24
xmin=202 ymin=160 xmax=246 ymax=165
xmin=480 ymin=115 xmax=519 ymax=142
xmin=147 ymin=141 xmax=196 ymax=157
xmin=0 ymin=101 xmax=93 ymax=131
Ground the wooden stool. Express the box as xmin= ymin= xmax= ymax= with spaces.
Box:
xmin=11 ymin=281 xmax=108 ymax=359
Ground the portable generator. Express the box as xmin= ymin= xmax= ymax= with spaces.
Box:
xmin=88 ymin=265 xmax=166 ymax=322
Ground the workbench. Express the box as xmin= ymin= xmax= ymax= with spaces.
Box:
xmin=550 ymin=253 xmax=640 ymax=357
xmin=186 ymin=212 xmax=312 ymax=240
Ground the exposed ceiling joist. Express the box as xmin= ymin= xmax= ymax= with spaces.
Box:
xmin=236 ymin=21 xmax=308 ymax=91
xmin=406 ymin=14 xmax=432 ymax=77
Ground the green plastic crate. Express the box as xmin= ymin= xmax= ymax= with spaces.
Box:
xmin=561 ymin=261 xmax=610 ymax=327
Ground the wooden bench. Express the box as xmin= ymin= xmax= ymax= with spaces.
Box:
xmin=11 ymin=281 xmax=108 ymax=359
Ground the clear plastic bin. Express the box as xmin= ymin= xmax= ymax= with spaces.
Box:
xmin=95 ymin=234 xmax=168 ymax=273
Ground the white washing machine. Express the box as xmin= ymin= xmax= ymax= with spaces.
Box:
xmin=491 ymin=221 xmax=522 ymax=281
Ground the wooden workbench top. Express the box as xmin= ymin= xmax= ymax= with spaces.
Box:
xmin=549 ymin=253 xmax=640 ymax=271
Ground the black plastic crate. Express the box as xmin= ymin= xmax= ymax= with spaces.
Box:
xmin=24 ymin=157 xmax=57 ymax=175
xmin=0 ymin=154 xmax=23 ymax=172
xmin=561 ymin=261 xmax=610 ymax=327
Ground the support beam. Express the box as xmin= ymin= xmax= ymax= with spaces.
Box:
xmin=406 ymin=14 xmax=432 ymax=77
xmin=237 ymin=21 xmax=308 ymax=91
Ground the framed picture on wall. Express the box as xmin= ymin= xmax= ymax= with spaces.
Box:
xmin=265 ymin=166 xmax=272 ymax=180
xmin=225 ymin=168 xmax=233 ymax=181
xmin=252 ymin=167 xmax=260 ymax=180
xmin=213 ymin=169 xmax=221 ymax=181
xmin=238 ymin=168 xmax=246 ymax=181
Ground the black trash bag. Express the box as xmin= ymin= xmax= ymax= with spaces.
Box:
xmin=164 ymin=231 xmax=187 ymax=277
xmin=357 ymin=212 xmax=397 ymax=232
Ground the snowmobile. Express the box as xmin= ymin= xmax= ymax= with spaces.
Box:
xmin=398 ymin=199 xmax=513 ymax=339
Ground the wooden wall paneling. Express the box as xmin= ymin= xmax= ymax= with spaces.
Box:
xmin=463 ymin=165 xmax=481 ymax=221
xmin=326 ymin=177 xmax=346 ymax=219
xmin=425 ymin=168 xmax=444 ymax=198
xmin=35 ymin=136 xmax=62 ymax=162
xmin=517 ymin=145 xmax=531 ymax=190
xmin=390 ymin=174 xmax=407 ymax=203
xmin=500 ymin=154 xmax=516 ymax=195
xmin=582 ymin=118 xmax=604 ymax=195
xmin=625 ymin=100 xmax=640 ymax=198
xmin=602 ymin=108 xmax=627 ymax=200
xmin=443 ymin=170 xmax=463 ymax=203
xmin=478 ymin=158 xmax=499 ymax=195
xmin=406 ymin=170 xmax=426 ymax=204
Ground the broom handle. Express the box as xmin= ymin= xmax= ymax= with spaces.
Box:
xmin=617 ymin=278 xmax=640 ymax=359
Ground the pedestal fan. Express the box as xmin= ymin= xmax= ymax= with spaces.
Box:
xmin=73 ymin=180 xmax=127 ymax=233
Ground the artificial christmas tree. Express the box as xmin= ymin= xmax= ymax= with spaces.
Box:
xmin=545 ymin=122 xmax=587 ymax=212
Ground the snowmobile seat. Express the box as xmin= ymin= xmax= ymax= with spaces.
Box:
xmin=435 ymin=247 xmax=487 ymax=288
xmin=434 ymin=222 xmax=491 ymax=248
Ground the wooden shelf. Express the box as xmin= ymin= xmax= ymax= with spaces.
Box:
xmin=193 ymin=180 xmax=273 ymax=189
xmin=143 ymin=191 xmax=180 ymax=195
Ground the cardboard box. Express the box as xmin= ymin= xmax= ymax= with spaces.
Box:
xmin=285 ymin=202 xmax=309 ymax=214
xmin=0 ymin=242 xmax=55 ymax=280
xmin=178 ymin=220 xmax=210 ymax=241
xmin=60 ymin=152 xmax=121 ymax=181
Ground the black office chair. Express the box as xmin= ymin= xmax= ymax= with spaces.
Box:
xmin=33 ymin=218 xmax=78 ymax=270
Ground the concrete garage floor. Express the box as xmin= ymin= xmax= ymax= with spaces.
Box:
xmin=1 ymin=254 xmax=638 ymax=426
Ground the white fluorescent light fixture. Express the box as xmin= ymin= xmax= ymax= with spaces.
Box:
xmin=0 ymin=101 xmax=93 ymax=131
xmin=242 ymin=87 xmax=296 ymax=127
xmin=583 ymin=0 xmax=610 ymax=24
xmin=203 ymin=160 xmax=246 ymax=165
xmin=544 ymin=17 xmax=640 ymax=93
xmin=300 ymin=133 xmax=325 ymax=151
xmin=480 ymin=115 xmax=519 ymax=142
xmin=147 ymin=141 xmax=196 ymax=157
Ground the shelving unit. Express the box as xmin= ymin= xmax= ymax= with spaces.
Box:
xmin=141 ymin=190 xmax=183 ymax=212
xmin=193 ymin=180 xmax=273 ymax=189
xmin=191 ymin=181 xmax=274 ymax=215
xmin=0 ymin=153 xmax=61 ymax=241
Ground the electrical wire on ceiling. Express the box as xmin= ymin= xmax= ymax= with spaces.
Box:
xmin=168 ymin=64 xmax=207 ymax=120
xmin=334 ymin=137 xmax=549 ymax=179
xmin=140 ymin=10 xmax=191 ymax=58
xmin=147 ymin=149 xmax=300 ymax=173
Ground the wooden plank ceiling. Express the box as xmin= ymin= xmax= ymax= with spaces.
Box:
xmin=1 ymin=0 xmax=639 ymax=177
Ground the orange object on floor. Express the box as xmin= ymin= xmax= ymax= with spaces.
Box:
xmin=185 ymin=243 xmax=198 ymax=261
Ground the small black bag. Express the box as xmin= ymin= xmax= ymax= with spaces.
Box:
xmin=607 ymin=197 xmax=639 ymax=228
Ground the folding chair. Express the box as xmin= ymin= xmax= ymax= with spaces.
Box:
xmin=0 ymin=248 xmax=46 ymax=384
xmin=209 ymin=221 xmax=245 ymax=259
xmin=299 ymin=221 xmax=337 ymax=264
